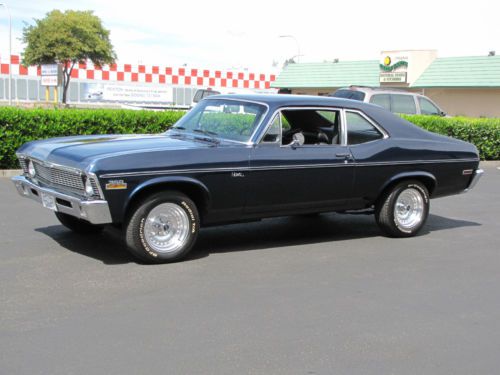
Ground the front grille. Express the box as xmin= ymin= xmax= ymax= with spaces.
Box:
xmin=33 ymin=161 xmax=85 ymax=193
xmin=19 ymin=158 xmax=28 ymax=173
xmin=17 ymin=156 xmax=102 ymax=199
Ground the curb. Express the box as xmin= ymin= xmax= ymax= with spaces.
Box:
xmin=480 ymin=161 xmax=500 ymax=168
xmin=0 ymin=170 xmax=22 ymax=178
xmin=1 ymin=161 xmax=499 ymax=178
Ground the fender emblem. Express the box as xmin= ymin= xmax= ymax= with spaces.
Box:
xmin=231 ymin=172 xmax=245 ymax=178
xmin=105 ymin=180 xmax=128 ymax=190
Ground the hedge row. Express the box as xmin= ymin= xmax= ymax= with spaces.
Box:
xmin=402 ymin=114 xmax=500 ymax=160
xmin=0 ymin=107 xmax=499 ymax=169
xmin=0 ymin=107 xmax=184 ymax=169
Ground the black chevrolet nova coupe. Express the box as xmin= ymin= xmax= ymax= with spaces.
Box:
xmin=12 ymin=94 xmax=483 ymax=263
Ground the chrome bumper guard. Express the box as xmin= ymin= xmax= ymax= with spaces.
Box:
xmin=464 ymin=169 xmax=484 ymax=192
xmin=12 ymin=175 xmax=112 ymax=224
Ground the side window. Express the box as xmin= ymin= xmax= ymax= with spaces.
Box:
xmin=261 ymin=109 xmax=340 ymax=146
xmin=370 ymin=94 xmax=391 ymax=111
xmin=346 ymin=111 xmax=383 ymax=145
xmin=391 ymin=94 xmax=417 ymax=114
xmin=418 ymin=97 xmax=440 ymax=115
xmin=262 ymin=114 xmax=281 ymax=143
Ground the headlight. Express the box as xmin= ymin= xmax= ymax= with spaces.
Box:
xmin=84 ymin=177 xmax=95 ymax=197
xmin=28 ymin=160 xmax=36 ymax=178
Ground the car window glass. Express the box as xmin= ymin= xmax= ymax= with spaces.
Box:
xmin=281 ymin=112 xmax=291 ymax=131
xmin=278 ymin=109 xmax=340 ymax=146
xmin=418 ymin=97 xmax=440 ymax=115
xmin=346 ymin=111 xmax=383 ymax=145
xmin=192 ymin=90 xmax=204 ymax=103
xmin=370 ymin=94 xmax=391 ymax=111
xmin=332 ymin=90 xmax=366 ymax=101
xmin=262 ymin=114 xmax=280 ymax=143
xmin=202 ymin=90 xmax=220 ymax=99
xmin=391 ymin=94 xmax=416 ymax=114
xmin=173 ymin=99 xmax=266 ymax=142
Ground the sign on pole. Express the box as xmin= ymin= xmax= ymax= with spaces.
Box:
xmin=41 ymin=64 xmax=62 ymax=86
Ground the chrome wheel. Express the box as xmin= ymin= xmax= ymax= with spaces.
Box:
xmin=394 ymin=188 xmax=424 ymax=230
xmin=144 ymin=203 xmax=190 ymax=253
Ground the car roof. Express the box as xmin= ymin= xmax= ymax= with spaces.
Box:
xmin=336 ymin=86 xmax=418 ymax=96
xmin=206 ymin=93 xmax=378 ymax=110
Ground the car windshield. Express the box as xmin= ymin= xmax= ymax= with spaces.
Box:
xmin=169 ymin=99 xmax=267 ymax=143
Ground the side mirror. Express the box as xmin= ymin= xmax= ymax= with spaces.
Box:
xmin=440 ymin=111 xmax=447 ymax=117
xmin=289 ymin=132 xmax=305 ymax=149
xmin=290 ymin=138 xmax=301 ymax=149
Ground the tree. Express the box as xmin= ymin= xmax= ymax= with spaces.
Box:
xmin=22 ymin=10 xmax=116 ymax=104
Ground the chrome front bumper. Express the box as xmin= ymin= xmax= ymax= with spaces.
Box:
xmin=464 ymin=169 xmax=484 ymax=192
xmin=12 ymin=175 xmax=112 ymax=224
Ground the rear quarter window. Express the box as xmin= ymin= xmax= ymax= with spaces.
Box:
xmin=346 ymin=111 xmax=384 ymax=145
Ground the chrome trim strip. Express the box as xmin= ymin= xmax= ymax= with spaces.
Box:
xmin=21 ymin=155 xmax=83 ymax=175
xmin=11 ymin=175 xmax=112 ymax=224
xmin=100 ymin=158 xmax=479 ymax=178
xmin=340 ymin=108 xmax=348 ymax=145
xmin=354 ymin=158 xmax=479 ymax=166
xmin=463 ymin=168 xmax=484 ymax=192
xmin=87 ymin=171 xmax=105 ymax=200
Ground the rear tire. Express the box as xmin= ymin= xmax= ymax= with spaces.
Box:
xmin=375 ymin=180 xmax=429 ymax=237
xmin=125 ymin=191 xmax=199 ymax=264
xmin=55 ymin=212 xmax=104 ymax=234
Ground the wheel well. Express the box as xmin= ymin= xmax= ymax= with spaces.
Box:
xmin=376 ymin=175 xmax=436 ymax=206
xmin=124 ymin=182 xmax=209 ymax=223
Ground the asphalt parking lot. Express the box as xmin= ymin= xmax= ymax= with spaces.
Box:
xmin=1 ymin=164 xmax=499 ymax=375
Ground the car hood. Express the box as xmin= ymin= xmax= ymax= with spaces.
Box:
xmin=17 ymin=134 xmax=215 ymax=170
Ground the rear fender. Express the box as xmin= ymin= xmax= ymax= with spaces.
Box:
xmin=378 ymin=171 xmax=437 ymax=199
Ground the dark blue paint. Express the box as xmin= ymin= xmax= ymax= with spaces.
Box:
xmin=16 ymin=94 xmax=480 ymax=225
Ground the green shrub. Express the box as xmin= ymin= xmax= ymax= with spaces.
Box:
xmin=0 ymin=107 xmax=184 ymax=169
xmin=402 ymin=115 xmax=500 ymax=160
xmin=1 ymin=108 xmax=499 ymax=169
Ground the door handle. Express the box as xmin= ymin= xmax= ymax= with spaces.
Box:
xmin=336 ymin=153 xmax=352 ymax=158
xmin=336 ymin=153 xmax=354 ymax=163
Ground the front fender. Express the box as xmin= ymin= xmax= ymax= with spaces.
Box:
xmin=123 ymin=176 xmax=211 ymax=218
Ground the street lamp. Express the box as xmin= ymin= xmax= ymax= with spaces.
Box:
xmin=0 ymin=2 xmax=11 ymax=105
xmin=279 ymin=35 xmax=301 ymax=63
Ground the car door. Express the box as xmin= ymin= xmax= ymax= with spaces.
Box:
xmin=244 ymin=108 xmax=356 ymax=217
xmin=390 ymin=94 xmax=417 ymax=114
xmin=343 ymin=109 xmax=391 ymax=202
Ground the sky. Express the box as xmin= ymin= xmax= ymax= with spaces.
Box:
xmin=0 ymin=0 xmax=499 ymax=72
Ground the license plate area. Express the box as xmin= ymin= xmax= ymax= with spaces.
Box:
xmin=41 ymin=192 xmax=57 ymax=211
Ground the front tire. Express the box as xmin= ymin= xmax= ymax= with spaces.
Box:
xmin=55 ymin=212 xmax=104 ymax=234
xmin=375 ymin=180 xmax=429 ymax=237
xmin=125 ymin=191 xmax=199 ymax=263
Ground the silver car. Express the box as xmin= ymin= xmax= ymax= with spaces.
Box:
xmin=330 ymin=86 xmax=446 ymax=116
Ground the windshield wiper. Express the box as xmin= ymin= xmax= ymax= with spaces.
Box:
xmin=193 ymin=129 xmax=218 ymax=136
xmin=193 ymin=129 xmax=220 ymax=144
xmin=171 ymin=126 xmax=186 ymax=131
